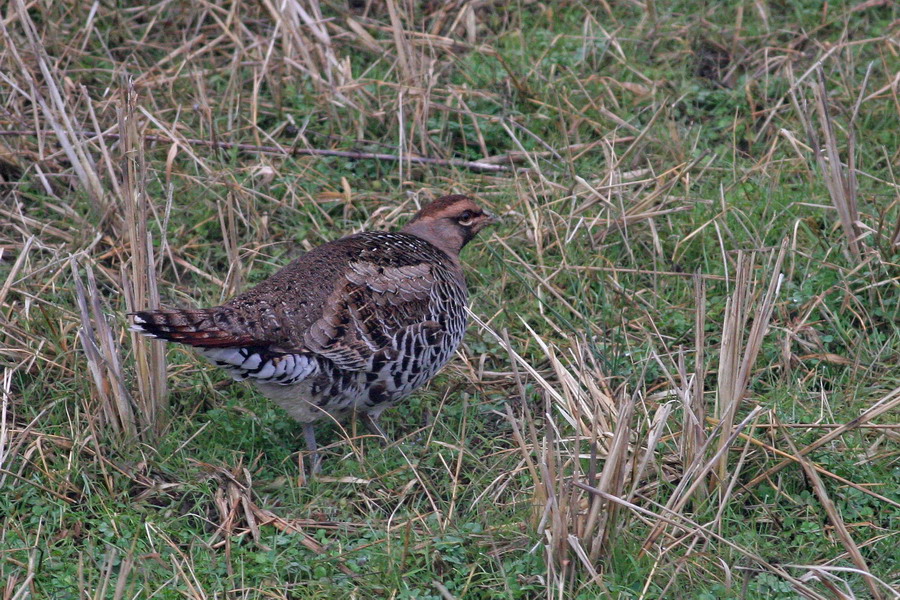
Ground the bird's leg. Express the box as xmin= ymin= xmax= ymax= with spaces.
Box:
xmin=302 ymin=423 xmax=322 ymax=474
xmin=361 ymin=413 xmax=389 ymax=445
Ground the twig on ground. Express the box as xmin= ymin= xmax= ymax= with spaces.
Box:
xmin=0 ymin=129 xmax=520 ymax=173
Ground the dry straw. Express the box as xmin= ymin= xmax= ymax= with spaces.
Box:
xmin=0 ymin=0 xmax=896 ymax=596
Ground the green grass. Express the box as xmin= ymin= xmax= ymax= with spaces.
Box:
xmin=2 ymin=1 xmax=899 ymax=598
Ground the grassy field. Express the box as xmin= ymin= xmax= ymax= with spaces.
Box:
xmin=1 ymin=1 xmax=898 ymax=598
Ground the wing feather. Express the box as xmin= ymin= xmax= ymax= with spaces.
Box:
xmin=303 ymin=260 xmax=439 ymax=370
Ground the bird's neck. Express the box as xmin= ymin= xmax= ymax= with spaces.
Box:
xmin=401 ymin=221 xmax=463 ymax=262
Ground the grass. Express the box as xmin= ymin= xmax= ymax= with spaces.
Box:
xmin=1 ymin=0 xmax=899 ymax=598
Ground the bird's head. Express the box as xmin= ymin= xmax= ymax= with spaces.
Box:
xmin=401 ymin=195 xmax=496 ymax=257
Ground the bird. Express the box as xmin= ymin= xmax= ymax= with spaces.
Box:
xmin=130 ymin=195 xmax=495 ymax=472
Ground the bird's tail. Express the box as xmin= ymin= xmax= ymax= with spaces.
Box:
xmin=130 ymin=309 xmax=253 ymax=348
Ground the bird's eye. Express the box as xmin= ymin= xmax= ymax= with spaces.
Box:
xmin=457 ymin=210 xmax=476 ymax=226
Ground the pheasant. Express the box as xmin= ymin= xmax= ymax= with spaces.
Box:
xmin=131 ymin=195 xmax=495 ymax=471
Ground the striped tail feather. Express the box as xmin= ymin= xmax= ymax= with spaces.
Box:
xmin=131 ymin=310 xmax=319 ymax=384
xmin=130 ymin=309 xmax=255 ymax=348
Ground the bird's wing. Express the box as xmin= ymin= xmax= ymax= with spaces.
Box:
xmin=301 ymin=260 xmax=445 ymax=371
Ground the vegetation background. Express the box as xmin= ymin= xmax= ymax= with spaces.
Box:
xmin=0 ymin=0 xmax=898 ymax=598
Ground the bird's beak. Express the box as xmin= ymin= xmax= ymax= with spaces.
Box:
xmin=481 ymin=210 xmax=498 ymax=226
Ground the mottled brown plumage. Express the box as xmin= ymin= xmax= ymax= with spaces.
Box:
xmin=131 ymin=195 xmax=494 ymax=471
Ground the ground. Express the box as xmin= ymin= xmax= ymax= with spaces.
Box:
xmin=0 ymin=1 xmax=898 ymax=598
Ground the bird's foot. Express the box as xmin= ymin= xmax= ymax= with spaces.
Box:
xmin=361 ymin=413 xmax=389 ymax=445
xmin=303 ymin=423 xmax=323 ymax=475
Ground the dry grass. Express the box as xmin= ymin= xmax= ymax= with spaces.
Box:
xmin=1 ymin=1 xmax=898 ymax=598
